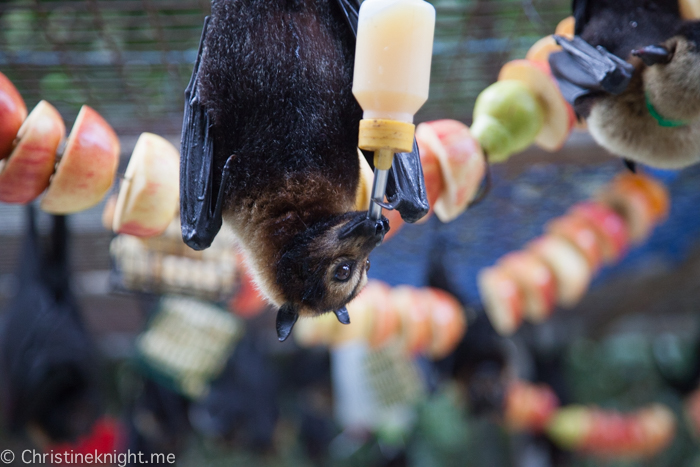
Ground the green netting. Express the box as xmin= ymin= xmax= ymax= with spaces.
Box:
xmin=0 ymin=0 xmax=570 ymax=136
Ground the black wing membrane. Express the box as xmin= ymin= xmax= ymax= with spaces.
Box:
xmin=572 ymin=0 xmax=590 ymax=36
xmin=336 ymin=0 xmax=430 ymax=224
xmin=549 ymin=35 xmax=634 ymax=106
xmin=180 ymin=16 xmax=234 ymax=251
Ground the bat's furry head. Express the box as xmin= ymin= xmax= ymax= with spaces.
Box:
xmin=274 ymin=211 xmax=388 ymax=341
xmin=635 ymin=22 xmax=700 ymax=121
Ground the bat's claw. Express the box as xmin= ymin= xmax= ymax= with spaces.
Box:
xmin=632 ymin=45 xmax=673 ymax=66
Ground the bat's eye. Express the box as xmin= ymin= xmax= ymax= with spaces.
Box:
xmin=365 ymin=259 xmax=371 ymax=272
xmin=334 ymin=263 xmax=353 ymax=282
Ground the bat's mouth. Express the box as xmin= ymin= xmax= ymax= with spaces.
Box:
xmin=338 ymin=214 xmax=389 ymax=247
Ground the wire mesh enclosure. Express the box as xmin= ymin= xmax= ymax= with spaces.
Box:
xmin=0 ymin=0 xmax=570 ymax=137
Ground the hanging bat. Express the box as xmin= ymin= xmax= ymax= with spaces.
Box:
xmin=549 ymin=0 xmax=700 ymax=169
xmin=180 ymin=0 xmax=429 ymax=342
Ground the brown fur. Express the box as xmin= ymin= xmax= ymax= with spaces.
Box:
xmin=223 ymin=169 xmax=371 ymax=316
xmin=645 ymin=36 xmax=700 ymax=121
xmin=588 ymin=62 xmax=700 ymax=168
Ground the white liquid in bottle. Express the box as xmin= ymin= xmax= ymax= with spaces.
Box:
xmin=352 ymin=0 xmax=436 ymax=123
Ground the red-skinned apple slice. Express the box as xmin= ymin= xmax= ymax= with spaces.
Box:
xmin=426 ymin=288 xmax=466 ymax=359
xmin=392 ymin=285 xmax=432 ymax=355
xmin=610 ymin=173 xmax=670 ymax=223
xmin=421 ymin=119 xmax=486 ymax=222
xmin=681 ymin=0 xmax=700 ymax=19
xmin=526 ymin=35 xmax=562 ymax=63
xmin=598 ymin=183 xmax=656 ymax=244
xmin=478 ymin=266 xmax=525 ymax=336
xmin=498 ymin=250 xmax=557 ymax=323
xmin=0 ymin=101 xmax=64 ymax=204
xmin=415 ymin=122 xmax=446 ymax=211
xmin=41 ymin=105 xmax=119 ymax=213
xmin=0 ymin=71 xmax=27 ymax=160
xmin=112 ymin=133 xmax=179 ymax=237
xmin=546 ymin=215 xmax=604 ymax=272
xmin=362 ymin=281 xmax=399 ymax=349
xmin=528 ymin=235 xmax=592 ymax=309
xmin=505 ymin=380 xmax=560 ymax=433
xmin=569 ymin=201 xmax=630 ymax=263
xmin=498 ymin=60 xmax=574 ymax=152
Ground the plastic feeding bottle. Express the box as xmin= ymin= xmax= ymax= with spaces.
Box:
xmin=353 ymin=0 xmax=436 ymax=221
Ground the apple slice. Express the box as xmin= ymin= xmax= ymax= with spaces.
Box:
xmin=526 ymin=35 xmax=561 ymax=63
xmin=102 ymin=193 xmax=118 ymax=230
xmin=528 ymin=235 xmax=592 ymax=309
xmin=478 ymin=266 xmax=524 ymax=336
xmin=498 ymin=250 xmax=557 ymax=323
xmin=422 ymin=119 xmax=486 ymax=222
xmin=40 ymin=105 xmax=120 ymax=213
xmin=505 ymin=380 xmax=560 ymax=433
xmin=681 ymin=0 xmax=700 ymax=19
xmin=546 ymin=215 xmax=604 ymax=272
xmin=555 ymin=16 xmax=575 ymax=38
xmin=355 ymin=148 xmax=374 ymax=211
xmin=0 ymin=72 xmax=27 ymax=160
xmin=294 ymin=312 xmax=339 ymax=347
xmin=112 ymin=133 xmax=179 ymax=237
xmin=415 ymin=122 xmax=446 ymax=210
xmin=610 ymin=173 xmax=670 ymax=223
xmin=362 ymin=281 xmax=399 ymax=349
xmin=498 ymin=59 xmax=574 ymax=152
xmin=569 ymin=201 xmax=630 ymax=263
xmin=391 ymin=285 xmax=431 ymax=355
xmin=598 ymin=182 xmax=657 ymax=244
xmin=0 ymin=101 xmax=64 ymax=204
xmin=333 ymin=290 xmax=374 ymax=346
xmin=426 ymin=288 xmax=466 ymax=359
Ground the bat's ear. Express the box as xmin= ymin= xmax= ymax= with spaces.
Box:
xmin=276 ymin=303 xmax=299 ymax=342
xmin=632 ymin=45 xmax=673 ymax=66
xmin=333 ymin=306 xmax=351 ymax=325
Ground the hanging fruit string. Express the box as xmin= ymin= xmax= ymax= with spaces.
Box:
xmin=0 ymin=71 xmax=120 ymax=213
xmin=501 ymin=378 xmax=676 ymax=460
xmin=294 ymin=280 xmax=467 ymax=360
xmin=478 ymin=172 xmax=670 ymax=336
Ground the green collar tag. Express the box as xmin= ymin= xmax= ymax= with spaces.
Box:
xmin=645 ymin=93 xmax=689 ymax=128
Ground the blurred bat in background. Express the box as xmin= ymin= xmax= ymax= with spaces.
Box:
xmin=550 ymin=0 xmax=700 ymax=169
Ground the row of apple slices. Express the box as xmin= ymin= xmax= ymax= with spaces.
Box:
xmin=479 ymin=173 xmax=670 ymax=336
xmin=294 ymin=280 xmax=467 ymax=360
xmin=503 ymin=379 xmax=676 ymax=460
xmin=0 ymin=72 xmax=120 ymax=213
xmin=547 ymin=404 xmax=676 ymax=459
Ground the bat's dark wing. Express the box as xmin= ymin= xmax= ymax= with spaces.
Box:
xmin=336 ymin=0 xmax=430 ymax=224
xmin=180 ymin=17 xmax=235 ymax=251
xmin=549 ymin=35 xmax=634 ymax=106
xmin=572 ymin=0 xmax=589 ymax=36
